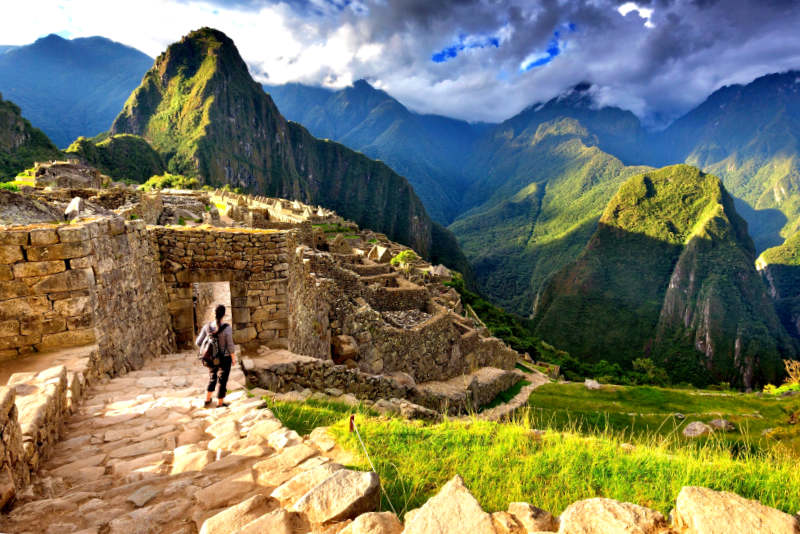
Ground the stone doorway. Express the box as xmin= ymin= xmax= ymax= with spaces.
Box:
xmin=192 ymin=281 xmax=232 ymax=338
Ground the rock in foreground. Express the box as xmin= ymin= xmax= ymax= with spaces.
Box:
xmin=558 ymin=497 xmax=667 ymax=534
xmin=673 ymin=486 xmax=800 ymax=534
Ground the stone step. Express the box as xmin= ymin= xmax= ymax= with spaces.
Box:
xmin=411 ymin=367 xmax=527 ymax=415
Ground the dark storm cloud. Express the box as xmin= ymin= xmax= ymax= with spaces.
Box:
xmin=200 ymin=0 xmax=800 ymax=126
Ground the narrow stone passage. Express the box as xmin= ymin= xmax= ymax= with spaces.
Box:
xmin=0 ymin=352 xmax=369 ymax=534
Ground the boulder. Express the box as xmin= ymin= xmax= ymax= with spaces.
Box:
xmin=332 ymin=335 xmax=359 ymax=363
xmin=708 ymin=419 xmax=736 ymax=432
xmin=584 ymin=379 xmax=602 ymax=390
xmin=491 ymin=511 xmax=526 ymax=534
xmin=291 ymin=469 xmax=380 ymax=524
xmin=199 ymin=494 xmax=272 ymax=534
xmin=682 ymin=421 xmax=713 ymax=438
xmin=673 ymin=486 xmax=800 ymax=534
xmin=234 ymin=508 xmax=296 ymax=534
xmin=271 ymin=462 xmax=344 ymax=504
xmin=558 ymin=498 xmax=667 ymax=534
xmin=402 ymin=475 xmax=496 ymax=534
xmin=339 ymin=511 xmax=403 ymax=534
xmin=508 ymin=502 xmax=558 ymax=532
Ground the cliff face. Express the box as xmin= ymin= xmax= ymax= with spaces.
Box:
xmin=0 ymin=93 xmax=62 ymax=178
xmin=109 ymin=27 xmax=447 ymax=260
xmin=532 ymin=164 xmax=795 ymax=388
xmin=756 ymin=228 xmax=800 ymax=341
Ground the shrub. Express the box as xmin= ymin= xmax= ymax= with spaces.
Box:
xmin=0 ymin=182 xmax=19 ymax=192
xmin=390 ymin=250 xmax=419 ymax=266
xmin=138 ymin=173 xmax=199 ymax=191
xmin=785 ymin=360 xmax=800 ymax=386
xmin=177 ymin=216 xmax=186 ymax=226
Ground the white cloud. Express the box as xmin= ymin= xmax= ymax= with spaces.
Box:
xmin=617 ymin=2 xmax=655 ymax=28
xmin=1 ymin=0 xmax=799 ymax=127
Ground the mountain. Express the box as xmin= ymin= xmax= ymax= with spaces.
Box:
xmin=448 ymin=89 xmax=651 ymax=314
xmin=0 ymin=93 xmax=62 ymax=178
xmin=264 ymin=80 xmax=489 ymax=223
xmin=655 ymin=71 xmax=800 ymax=252
xmin=65 ymin=134 xmax=165 ymax=182
xmin=757 ymin=227 xmax=800 ymax=340
xmin=110 ymin=27 xmax=469 ymax=271
xmin=531 ymin=164 xmax=795 ymax=388
xmin=0 ymin=34 xmax=152 ymax=147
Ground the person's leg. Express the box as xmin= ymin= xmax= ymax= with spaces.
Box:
xmin=206 ymin=365 xmax=218 ymax=405
xmin=216 ymin=357 xmax=232 ymax=406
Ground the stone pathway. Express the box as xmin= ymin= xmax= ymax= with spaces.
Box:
xmin=0 ymin=352 xmax=378 ymax=534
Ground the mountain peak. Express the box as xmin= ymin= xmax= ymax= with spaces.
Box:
xmin=35 ymin=33 xmax=67 ymax=45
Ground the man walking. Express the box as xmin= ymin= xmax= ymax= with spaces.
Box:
xmin=196 ymin=304 xmax=237 ymax=408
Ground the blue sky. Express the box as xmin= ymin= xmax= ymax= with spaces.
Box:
xmin=2 ymin=0 xmax=800 ymax=126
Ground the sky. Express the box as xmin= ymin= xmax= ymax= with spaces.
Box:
xmin=2 ymin=0 xmax=800 ymax=127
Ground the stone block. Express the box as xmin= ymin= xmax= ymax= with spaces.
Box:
xmin=12 ymin=261 xmax=66 ymax=278
xmin=0 ymin=231 xmax=28 ymax=246
xmin=29 ymin=269 xmax=94 ymax=294
xmin=29 ymin=228 xmax=59 ymax=246
xmin=0 ymin=265 xmax=12 ymax=281
xmin=233 ymin=326 xmax=257 ymax=344
xmin=0 ymin=281 xmax=30 ymax=300
xmin=0 ymin=245 xmax=24 ymax=264
xmin=232 ymin=307 xmax=251 ymax=323
xmin=26 ymin=241 xmax=92 ymax=261
xmin=0 ymin=319 xmax=19 ymax=337
xmin=53 ymin=296 xmax=91 ymax=316
xmin=38 ymin=328 xmax=96 ymax=350
xmin=56 ymin=225 xmax=90 ymax=243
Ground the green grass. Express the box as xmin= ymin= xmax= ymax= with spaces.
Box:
xmin=527 ymin=382 xmax=800 ymax=452
xmin=480 ymin=380 xmax=531 ymax=411
xmin=265 ymin=396 xmax=800 ymax=519
xmin=264 ymin=397 xmax=375 ymax=436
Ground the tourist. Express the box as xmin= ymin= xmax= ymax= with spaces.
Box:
xmin=196 ymin=304 xmax=237 ymax=408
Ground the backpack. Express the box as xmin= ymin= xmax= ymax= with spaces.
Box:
xmin=199 ymin=323 xmax=228 ymax=368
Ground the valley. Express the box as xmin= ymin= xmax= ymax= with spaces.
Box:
xmin=1 ymin=13 xmax=800 ymax=533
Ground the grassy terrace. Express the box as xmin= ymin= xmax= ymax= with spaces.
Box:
xmin=264 ymin=385 xmax=800 ymax=519
xmin=526 ymin=382 xmax=800 ymax=451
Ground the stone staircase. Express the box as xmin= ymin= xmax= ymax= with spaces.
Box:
xmin=0 ymin=352 xmax=384 ymax=533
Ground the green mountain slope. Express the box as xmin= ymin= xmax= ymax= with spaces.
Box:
xmin=449 ymin=111 xmax=650 ymax=314
xmin=0 ymin=93 xmax=62 ymax=179
xmin=0 ymin=34 xmax=152 ymax=147
xmin=265 ymin=80 xmax=488 ymax=223
xmin=531 ymin=164 xmax=795 ymax=388
xmin=110 ymin=27 xmax=469 ymax=271
xmin=655 ymin=71 xmax=800 ymax=252
xmin=65 ymin=134 xmax=165 ymax=183
xmin=757 ymin=227 xmax=800 ymax=340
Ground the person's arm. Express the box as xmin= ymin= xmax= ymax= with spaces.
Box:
xmin=195 ymin=325 xmax=208 ymax=348
xmin=224 ymin=326 xmax=237 ymax=364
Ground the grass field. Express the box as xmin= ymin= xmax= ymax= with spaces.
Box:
xmin=526 ymin=382 xmax=800 ymax=453
xmin=264 ymin=386 xmax=800 ymax=520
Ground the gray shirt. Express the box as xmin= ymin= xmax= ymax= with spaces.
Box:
xmin=196 ymin=321 xmax=236 ymax=357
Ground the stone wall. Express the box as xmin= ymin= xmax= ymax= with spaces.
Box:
xmin=0 ymin=218 xmax=174 ymax=373
xmin=244 ymin=350 xmax=523 ymax=415
xmin=89 ymin=219 xmax=175 ymax=376
xmin=0 ymin=386 xmax=25 ymax=509
xmin=287 ymin=245 xmax=518 ymax=382
xmin=153 ymin=227 xmax=290 ymax=351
